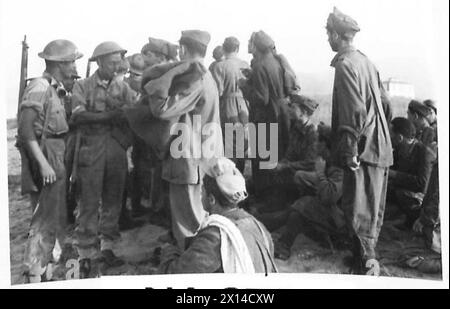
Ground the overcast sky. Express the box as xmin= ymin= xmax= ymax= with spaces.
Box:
xmin=0 ymin=0 xmax=448 ymax=119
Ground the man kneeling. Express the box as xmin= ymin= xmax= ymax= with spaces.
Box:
xmin=158 ymin=158 xmax=277 ymax=274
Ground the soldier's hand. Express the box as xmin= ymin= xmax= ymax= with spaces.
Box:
xmin=314 ymin=157 xmax=327 ymax=173
xmin=40 ymin=162 xmax=57 ymax=185
xmin=413 ymin=218 xmax=424 ymax=234
xmin=346 ymin=156 xmax=360 ymax=171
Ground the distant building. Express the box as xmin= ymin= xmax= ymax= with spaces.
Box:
xmin=383 ymin=78 xmax=415 ymax=98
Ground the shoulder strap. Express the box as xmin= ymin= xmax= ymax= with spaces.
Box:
xmin=40 ymin=79 xmax=55 ymax=146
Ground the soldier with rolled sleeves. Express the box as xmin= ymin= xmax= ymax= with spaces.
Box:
xmin=326 ymin=7 xmax=393 ymax=276
xmin=142 ymin=30 xmax=223 ymax=249
xmin=70 ymin=42 xmax=139 ymax=277
xmin=17 ymin=40 xmax=83 ymax=283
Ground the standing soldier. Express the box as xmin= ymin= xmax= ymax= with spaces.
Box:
xmin=326 ymin=7 xmax=393 ymax=276
xmin=71 ymin=42 xmax=138 ymax=278
xmin=18 ymin=40 xmax=83 ymax=283
xmin=142 ymin=30 xmax=223 ymax=249
xmin=240 ymin=30 xmax=291 ymax=196
xmin=208 ymin=45 xmax=224 ymax=73
xmin=210 ymin=37 xmax=250 ymax=172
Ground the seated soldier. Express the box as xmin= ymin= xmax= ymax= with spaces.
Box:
xmin=275 ymin=124 xmax=345 ymax=260
xmin=250 ymin=95 xmax=319 ymax=216
xmin=388 ymin=117 xmax=434 ymax=228
xmin=158 ymin=158 xmax=277 ymax=274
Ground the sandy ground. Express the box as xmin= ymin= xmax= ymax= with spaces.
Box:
xmin=7 ymin=126 xmax=441 ymax=285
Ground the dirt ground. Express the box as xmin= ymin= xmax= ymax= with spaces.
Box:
xmin=7 ymin=126 xmax=442 ymax=285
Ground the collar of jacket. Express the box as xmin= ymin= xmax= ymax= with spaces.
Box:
xmin=330 ymin=46 xmax=357 ymax=67
xmin=42 ymin=71 xmax=62 ymax=88
xmin=93 ymin=70 xmax=111 ymax=89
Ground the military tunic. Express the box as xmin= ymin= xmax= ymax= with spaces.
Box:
xmin=331 ymin=46 xmax=393 ymax=261
xmin=71 ymin=71 xmax=138 ymax=258
xmin=18 ymin=73 xmax=69 ymax=275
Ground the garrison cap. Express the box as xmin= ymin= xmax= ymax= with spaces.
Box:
xmin=408 ymin=100 xmax=432 ymax=118
xmin=212 ymin=45 xmax=224 ymax=61
xmin=180 ymin=30 xmax=211 ymax=47
xmin=290 ymin=94 xmax=319 ymax=114
xmin=253 ymin=30 xmax=275 ymax=51
xmin=326 ymin=7 xmax=360 ymax=38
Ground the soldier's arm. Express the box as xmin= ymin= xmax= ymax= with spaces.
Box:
xmin=159 ymin=227 xmax=222 ymax=274
xmin=70 ymin=81 xmax=121 ymax=125
xmin=420 ymin=162 xmax=440 ymax=227
xmin=334 ymin=60 xmax=367 ymax=160
xmin=210 ymin=64 xmax=224 ymax=97
xmin=18 ymin=80 xmax=56 ymax=183
xmin=316 ymin=166 xmax=344 ymax=207
xmin=391 ymin=145 xmax=434 ymax=193
xmin=378 ymin=72 xmax=393 ymax=123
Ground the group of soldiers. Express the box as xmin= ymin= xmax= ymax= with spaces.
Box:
xmin=16 ymin=7 xmax=440 ymax=283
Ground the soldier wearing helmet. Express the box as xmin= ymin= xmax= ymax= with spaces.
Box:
xmin=17 ymin=39 xmax=82 ymax=283
xmin=70 ymin=41 xmax=139 ymax=278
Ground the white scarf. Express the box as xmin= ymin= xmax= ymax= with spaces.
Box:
xmin=199 ymin=214 xmax=255 ymax=273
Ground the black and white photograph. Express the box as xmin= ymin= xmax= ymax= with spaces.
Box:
xmin=0 ymin=0 xmax=448 ymax=289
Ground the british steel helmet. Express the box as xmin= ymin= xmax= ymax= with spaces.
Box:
xmin=89 ymin=41 xmax=127 ymax=61
xmin=38 ymin=39 xmax=83 ymax=61
xmin=127 ymin=53 xmax=146 ymax=75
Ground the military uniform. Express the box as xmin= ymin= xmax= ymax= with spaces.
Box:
xmin=19 ymin=73 xmax=70 ymax=279
xmin=71 ymin=69 xmax=138 ymax=259
xmin=241 ymin=32 xmax=290 ymax=195
xmin=329 ymin=9 xmax=393 ymax=268
xmin=210 ymin=50 xmax=250 ymax=172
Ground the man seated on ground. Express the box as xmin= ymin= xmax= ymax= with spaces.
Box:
xmin=158 ymin=158 xmax=277 ymax=274
xmin=248 ymin=95 xmax=319 ymax=224
xmin=387 ymin=117 xmax=434 ymax=228
xmin=274 ymin=124 xmax=345 ymax=260
xmin=407 ymin=100 xmax=436 ymax=152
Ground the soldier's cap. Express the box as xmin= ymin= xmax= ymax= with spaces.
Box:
xmin=89 ymin=41 xmax=127 ymax=61
xmin=290 ymin=94 xmax=319 ymax=114
xmin=201 ymin=158 xmax=248 ymax=205
xmin=408 ymin=100 xmax=432 ymax=118
xmin=142 ymin=37 xmax=178 ymax=59
xmin=253 ymin=30 xmax=275 ymax=51
xmin=326 ymin=7 xmax=360 ymax=38
xmin=223 ymin=36 xmax=240 ymax=50
xmin=127 ymin=53 xmax=146 ymax=75
xmin=212 ymin=45 xmax=224 ymax=61
xmin=180 ymin=30 xmax=211 ymax=47
xmin=423 ymin=99 xmax=437 ymax=113
xmin=38 ymin=39 xmax=83 ymax=62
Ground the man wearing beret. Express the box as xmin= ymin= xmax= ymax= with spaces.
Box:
xmin=326 ymin=7 xmax=393 ymax=276
xmin=210 ymin=37 xmax=251 ymax=172
xmin=240 ymin=30 xmax=291 ymax=196
xmin=142 ymin=30 xmax=223 ymax=249
xmin=71 ymin=41 xmax=139 ymax=277
xmin=158 ymin=158 xmax=276 ymax=274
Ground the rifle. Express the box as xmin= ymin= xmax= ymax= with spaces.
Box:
xmin=86 ymin=60 xmax=91 ymax=78
xmin=17 ymin=35 xmax=29 ymax=119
